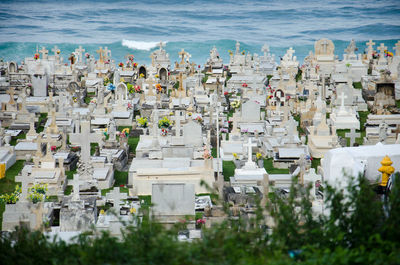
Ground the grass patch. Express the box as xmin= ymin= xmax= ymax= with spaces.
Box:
xmin=222 ymin=161 xmax=235 ymax=181
xmin=358 ymin=111 xmax=370 ymax=131
xmin=396 ymin=100 xmax=400 ymax=108
xmin=114 ymin=171 xmax=128 ymax=186
xmin=211 ymin=148 xmax=217 ymax=158
xmin=101 ymin=186 xmax=129 ymax=196
xmin=0 ymin=160 xmax=25 ymax=195
xmin=0 ymin=160 xmax=25 ymax=228
xmin=311 ymin=158 xmax=321 ymax=171
xmin=65 ymin=169 xmax=77 ymax=180
xmin=295 ymin=69 xmax=302 ymax=82
xmin=227 ymin=109 xmax=234 ymax=118
xmin=64 ymin=185 xmax=72 ymax=195
xmin=128 ymin=137 xmax=140 ymax=154
xmin=10 ymin=132 xmax=26 ymax=146
xmin=353 ymin=82 xmax=363 ymax=89
xmin=90 ymin=143 xmax=98 ymax=155
xmin=263 ymin=158 xmax=289 ymax=174
xmin=37 ymin=113 xmax=48 ymax=133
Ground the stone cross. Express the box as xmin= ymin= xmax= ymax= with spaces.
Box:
xmin=377 ymin=43 xmax=387 ymax=56
xmin=229 ymin=112 xmax=240 ymax=135
xmin=243 ymin=138 xmax=257 ymax=164
xmin=103 ymin=47 xmax=111 ymax=61
xmin=261 ymin=44 xmax=269 ymax=57
xmin=321 ymin=39 xmax=329 ymax=54
xmin=106 ymin=187 xmax=127 ymax=215
xmin=298 ymin=154 xmax=308 ymax=184
xmin=394 ymin=40 xmax=400 ymax=57
xmin=338 ymin=91 xmax=348 ymax=108
xmin=178 ymin=49 xmax=189 ymax=65
xmin=96 ymin=47 xmax=104 ymax=63
xmin=345 ymin=128 xmax=360 ymax=147
xmin=69 ymin=120 xmax=103 ymax=163
xmin=15 ymin=171 xmax=34 ymax=202
xmin=150 ymin=53 xmax=155 ymax=66
xmin=39 ymin=47 xmax=48 ymax=59
xmin=51 ymin=45 xmax=60 ymax=56
xmin=146 ymin=77 xmax=155 ymax=96
xmin=35 ymin=134 xmax=43 ymax=158
xmin=69 ymin=173 xmax=82 ymax=201
xmin=172 ymin=110 xmax=185 ymax=136
xmin=75 ymin=46 xmax=85 ymax=63
xmin=6 ymin=87 xmax=16 ymax=105
xmin=366 ymin=40 xmax=376 ymax=59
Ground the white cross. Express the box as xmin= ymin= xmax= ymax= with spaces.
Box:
xmin=345 ymin=128 xmax=361 ymax=147
xmin=106 ymin=187 xmax=127 ymax=214
xmin=51 ymin=45 xmax=60 ymax=56
xmin=6 ymin=87 xmax=16 ymax=105
xmin=366 ymin=39 xmax=375 ymax=50
xmin=261 ymin=44 xmax=269 ymax=56
xmin=243 ymin=138 xmax=257 ymax=164
xmin=338 ymin=91 xmax=348 ymax=108
xmin=377 ymin=43 xmax=387 ymax=56
xmin=39 ymin=47 xmax=48 ymax=59
xmin=104 ymin=46 xmax=111 ymax=60
xmin=69 ymin=120 xmax=103 ymax=163
xmin=172 ymin=110 xmax=185 ymax=136
xmin=321 ymin=39 xmax=329 ymax=54
xmin=394 ymin=40 xmax=400 ymax=57
xmin=15 ymin=171 xmax=34 ymax=202
xmin=75 ymin=46 xmax=85 ymax=63
xmin=69 ymin=173 xmax=82 ymax=201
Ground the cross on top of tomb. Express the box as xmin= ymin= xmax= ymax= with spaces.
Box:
xmin=261 ymin=44 xmax=269 ymax=56
xmin=75 ymin=46 xmax=85 ymax=63
xmin=6 ymin=87 xmax=16 ymax=105
xmin=106 ymin=187 xmax=128 ymax=214
xmin=69 ymin=120 xmax=103 ymax=163
xmin=345 ymin=128 xmax=361 ymax=147
xmin=172 ymin=110 xmax=185 ymax=136
xmin=51 ymin=45 xmax=60 ymax=56
xmin=178 ymin=49 xmax=189 ymax=65
xmin=243 ymin=138 xmax=257 ymax=165
xmin=15 ymin=171 xmax=34 ymax=203
xmin=377 ymin=43 xmax=387 ymax=55
xmin=366 ymin=39 xmax=375 ymax=49
xmin=69 ymin=173 xmax=82 ymax=201
xmin=96 ymin=47 xmax=105 ymax=63
xmin=338 ymin=91 xmax=348 ymax=108
xmin=39 ymin=46 xmax=48 ymax=59
xmin=104 ymin=46 xmax=111 ymax=60
xmin=321 ymin=39 xmax=329 ymax=53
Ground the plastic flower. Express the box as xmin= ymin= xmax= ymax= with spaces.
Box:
xmin=242 ymin=83 xmax=248 ymax=87
xmin=119 ymin=62 xmax=124 ymax=67
xmin=158 ymin=116 xmax=171 ymax=128
xmin=106 ymin=83 xmax=115 ymax=91
xmin=137 ymin=117 xmax=148 ymax=128
xmin=256 ymin=153 xmax=262 ymax=160
xmin=34 ymin=53 xmax=40 ymax=60
xmin=233 ymin=153 xmax=239 ymax=159
xmin=85 ymin=52 xmax=90 ymax=58
xmin=139 ymin=73 xmax=144 ymax=78
xmin=188 ymin=112 xmax=192 ymax=116
xmin=51 ymin=146 xmax=56 ymax=151
xmin=156 ymin=83 xmax=162 ymax=92
xmin=155 ymin=74 xmax=159 ymax=78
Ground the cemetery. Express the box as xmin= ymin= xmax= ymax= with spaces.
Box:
xmin=0 ymin=38 xmax=400 ymax=263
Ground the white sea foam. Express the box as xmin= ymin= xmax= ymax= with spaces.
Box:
xmin=122 ymin=39 xmax=166 ymax=51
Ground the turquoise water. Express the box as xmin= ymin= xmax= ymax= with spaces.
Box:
xmin=0 ymin=0 xmax=399 ymax=65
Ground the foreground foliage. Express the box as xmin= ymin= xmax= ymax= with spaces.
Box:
xmin=1 ymin=174 xmax=400 ymax=265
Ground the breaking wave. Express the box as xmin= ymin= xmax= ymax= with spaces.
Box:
xmin=121 ymin=40 xmax=166 ymax=51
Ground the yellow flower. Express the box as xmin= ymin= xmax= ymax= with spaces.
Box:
xmin=233 ymin=153 xmax=238 ymax=159
xmin=120 ymin=77 xmax=125 ymax=83
xmin=256 ymin=153 xmax=262 ymax=160
xmin=100 ymin=209 xmax=105 ymax=215
xmin=155 ymin=74 xmax=159 ymax=78
xmin=130 ymin=208 xmax=136 ymax=214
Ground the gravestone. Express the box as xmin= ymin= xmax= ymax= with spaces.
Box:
xmin=241 ymin=100 xmax=260 ymax=122
xmin=183 ymin=120 xmax=202 ymax=146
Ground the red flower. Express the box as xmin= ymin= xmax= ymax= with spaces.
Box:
xmin=120 ymin=184 xmax=124 ymax=187
xmin=51 ymin=146 xmax=56 ymax=151
xmin=224 ymin=91 xmax=228 ymax=96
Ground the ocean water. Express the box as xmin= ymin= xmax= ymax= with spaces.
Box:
xmin=0 ymin=0 xmax=399 ymax=66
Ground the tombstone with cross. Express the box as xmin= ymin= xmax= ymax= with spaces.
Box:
xmin=261 ymin=44 xmax=270 ymax=57
xmin=377 ymin=43 xmax=388 ymax=64
xmin=39 ymin=47 xmax=49 ymax=60
xmin=96 ymin=47 xmax=105 ymax=64
xmin=6 ymin=87 xmax=16 ymax=110
xmin=172 ymin=110 xmax=185 ymax=136
xmin=345 ymin=128 xmax=361 ymax=146
xmin=366 ymin=39 xmax=375 ymax=59
xmin=69 ymin=119 xmax=103 ymax=163
xmin=75 ymin=46 xmax=85 ymax=64
xmin=243 ymin=138 xmax=257 ymax=169
xmin=106 ymin=187 xmax=127 ymax=215
xmin=15 ymin=171 xmax=35 ymax=203
xmin=394 ymin=40 xmax=400 ymax=57
xmin=68 ymin=173 xmax=83 ymax=201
